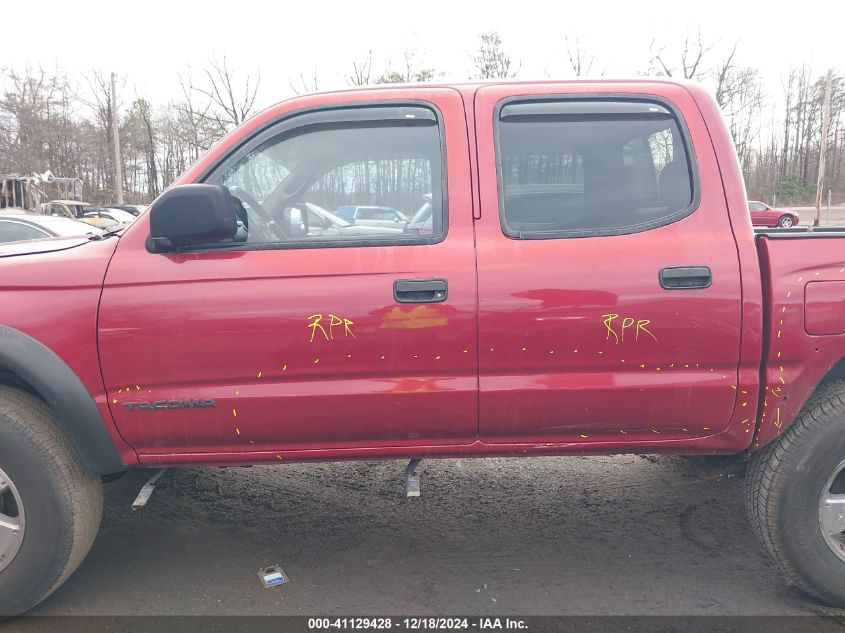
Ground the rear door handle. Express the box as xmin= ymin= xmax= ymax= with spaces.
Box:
xmin=659 ymin=266 xmax=712 ymax=289
xmin=394 ymin=279 xmax=448 ymax=303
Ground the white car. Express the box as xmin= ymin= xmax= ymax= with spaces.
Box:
xmin=0 ymin=213 xmax=104 ymax=243
xmin=85 ymin=208 xmax=137 ymax=226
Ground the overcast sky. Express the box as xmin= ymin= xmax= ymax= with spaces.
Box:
xmin=4 ymin=0 xmax=842 ymax=109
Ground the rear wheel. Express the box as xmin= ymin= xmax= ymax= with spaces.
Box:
xmin=0 ymin=386 xmax=103 ymax=616
xmin=778 ymin=215 xmax=794 ymax=228
xmin=746 ymin=379 xmax=845 ymax=606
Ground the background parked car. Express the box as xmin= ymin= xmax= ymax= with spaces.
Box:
xmin=43 ymin=199 xmax=118 ymax=229
xmin=0 ymin=213 xmax=104 ymax=243
xmin=83 ymin=207 xmax=137 ymax=226
xmin=287 ymin=203 xmax=404 ymax=237
xmin=335 ymin=205 xmax=409 ymax=228
xmin=749 ymin=201 xmax=800 ymax=228
xmin=110 ymin=204 xmax=147 ymax=216
xmin=44 ymin=199 xmax=91 ymax=219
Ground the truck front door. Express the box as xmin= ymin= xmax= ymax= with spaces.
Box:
xmin=98 ymin=89 xmax=478 ymax=458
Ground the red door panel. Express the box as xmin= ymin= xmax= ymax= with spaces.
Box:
xmin=98 ymin=88 xmax=478 ymax=455
xmin=473 ymin=83 xmax=743 ymax=444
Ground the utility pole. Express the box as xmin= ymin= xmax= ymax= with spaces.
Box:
xmin=814 ymin=69 xmax=833 ymax=227
xmin=110 ymin=72 xmax=124 ymax=205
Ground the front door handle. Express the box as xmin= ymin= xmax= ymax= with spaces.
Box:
xmin=659 ymin=266 xmax=712 ymax=289
xmin=394 ymin=279 xmax=448 ymax=303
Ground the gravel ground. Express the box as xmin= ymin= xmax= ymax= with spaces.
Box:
xmin=18 ymin=454 xmax=845 ymax=617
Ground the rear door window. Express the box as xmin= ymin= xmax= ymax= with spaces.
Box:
xmin=496 ymin=100 xmax=695 ymax=238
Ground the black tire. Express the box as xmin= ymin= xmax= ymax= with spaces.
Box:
xmin=746 ymin=379 xmax=845 ymax=606
xmin=778 ymin=215 xmax=794 ymax=228
xmin=0 ymin=385 xmax=103 ymax=615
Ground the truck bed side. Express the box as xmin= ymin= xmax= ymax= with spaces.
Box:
xmin=755 ymin=233 xmax=845 ymax=448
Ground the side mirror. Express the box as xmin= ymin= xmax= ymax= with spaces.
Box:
xmin=148 ymin=184 xmax=239 ymax=252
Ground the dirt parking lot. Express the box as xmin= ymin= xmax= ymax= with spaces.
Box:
xmin=11 ymin=455 xmax=843 ymax=618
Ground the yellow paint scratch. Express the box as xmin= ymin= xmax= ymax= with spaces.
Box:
xmin=257 ymin=371 xmax=262 ymax=378
xmin=580 ymin=434 xmax=589 ymax=438
xmin=232 ymin=408 xmax=237 ymax=417
xmin=314 ymin=358 xmax=320 ymax=364
xmin=235 ymin=427 xmax=240 ymax=435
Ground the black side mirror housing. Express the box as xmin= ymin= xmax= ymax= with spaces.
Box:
xmin=147 ymin=184 xmax=239 ymax=252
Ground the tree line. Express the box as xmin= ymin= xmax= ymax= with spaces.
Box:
xmin=0 ymin=31 xmax=842 ymax=206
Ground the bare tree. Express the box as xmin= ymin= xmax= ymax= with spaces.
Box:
xmin=174 ymin=73 xmax=220 ymax=156
xmin=713 ymin=41 xmax=740 ymax=107
xmin=184 ymin=56 xmax=260 ymax=133
xmin=378 ymin=49 xmax=437 ymax=84
xmin=289 ymin=68 xmax=320 ymax=95
xmin=346 ymin=51 xmax=374 ymax=86
xmin=78 ymin=70 xmax=123 ymax=200
xmin=471 ymin=31 xmax=519 ymax=79
xmin=564 ymin=34 xmax=596 ymax=77
xmin=650 ymin=28 xmax=716 ymax=80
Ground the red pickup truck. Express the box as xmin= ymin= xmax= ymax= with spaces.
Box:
xmin=2 ymin=79 xmax=845 ymax=614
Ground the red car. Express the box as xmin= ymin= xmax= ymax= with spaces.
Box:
xmin=4 ymin=79 xmax=845 ymax=613
xmin=749 ymin=200 xmax=799 ymax=227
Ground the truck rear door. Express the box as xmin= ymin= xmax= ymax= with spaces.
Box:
xmin=473 ymin=83 xmax=744 ymax=444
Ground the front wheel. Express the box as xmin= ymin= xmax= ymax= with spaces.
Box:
xmin=0 ymin=386 xmax=103 ymax=615
xmin=746 ymin=379 xmax=845 ymax=606
xmin=778 ymin=215 xmax=795 ymax=228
